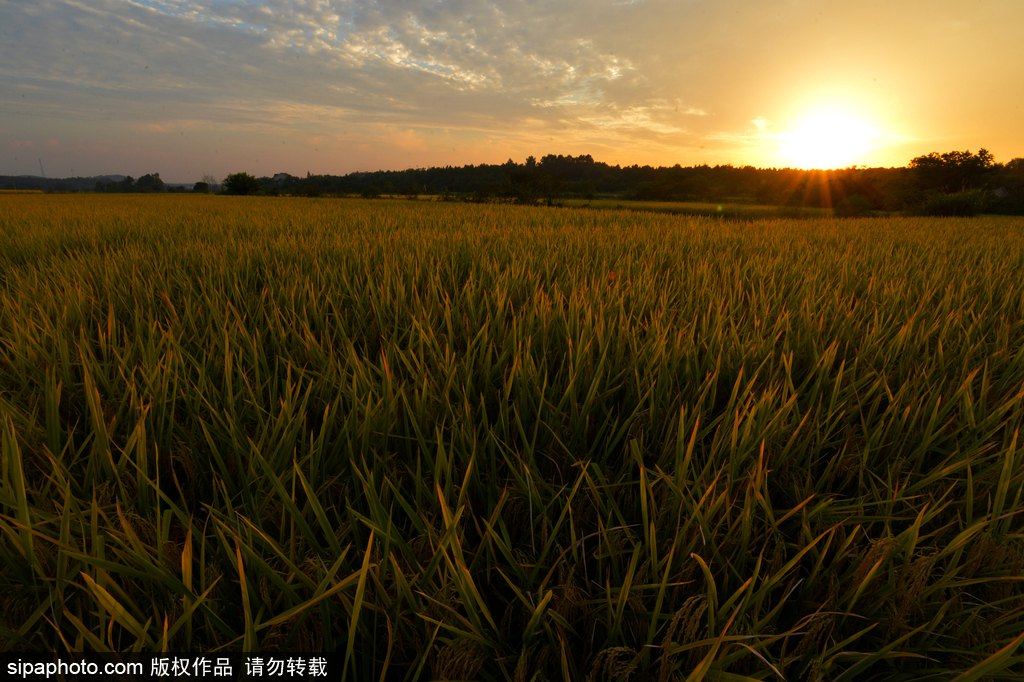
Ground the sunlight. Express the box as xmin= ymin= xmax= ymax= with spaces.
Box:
xmin=781 ymin=111 xmax=877 ymax=169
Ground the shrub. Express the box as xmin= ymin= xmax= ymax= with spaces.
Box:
xmin=916 ymin=189 xmax=988 ymax=217
xmin=987 ymin=190 xmax=1024 ymax=216
xmin=289 ymin=185 xmax=321 ymax=198
xmin=223 ymin=172 xmax=262 ymax=196
xmin=834 ymin=194 xmax=874 ymax=217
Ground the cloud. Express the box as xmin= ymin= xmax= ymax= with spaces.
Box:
xmin=1 ymin=0 xmax=1021 ymax=178
xmin=1 ymin=1 xmax=679 ymax=131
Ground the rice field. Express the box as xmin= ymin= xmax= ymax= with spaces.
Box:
xmin=1 ymin=194 xmax=1023 ymax=680
xmin=560 ymin=199 xmax=828 ymax=220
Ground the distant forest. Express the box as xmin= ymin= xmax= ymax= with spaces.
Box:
xmin=4 ymin=149 xmax=1023 ymax=216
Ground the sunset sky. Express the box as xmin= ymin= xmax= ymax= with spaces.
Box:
xmin=2 ymin=0 xmax=1022 ymax=183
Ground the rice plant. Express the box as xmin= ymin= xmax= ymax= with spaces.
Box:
xmin=1 ymin=194 xmax=1022 ymax=680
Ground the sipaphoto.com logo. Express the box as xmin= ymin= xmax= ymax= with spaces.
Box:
xmin=7 ymin=659 xmax=142 ymax=679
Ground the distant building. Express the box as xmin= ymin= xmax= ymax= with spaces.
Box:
xmin=272 ymin=173 xmax=293 ymax=182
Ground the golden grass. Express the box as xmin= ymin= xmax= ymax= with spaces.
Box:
xmin=1 ymin=194 xmax=1022 ymax=679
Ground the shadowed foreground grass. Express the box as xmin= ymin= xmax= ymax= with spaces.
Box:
xmin=1 ymin=195 xmax=1023 ymax=680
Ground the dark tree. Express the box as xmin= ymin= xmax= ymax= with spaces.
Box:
xmin=908 ymin=149 xmax=996 ymax=193
xmin=223 ymin=172 xmax=261 ymax=196
xmin=988 ymin=157 xmax=1024 ymax=214
xmin=136 ymin=173 xmax=166 ymax=192
xmin=193 ymin=182 xmax=209 ymax=193
xmin=293 ymin=185 xmax=322 ymax=197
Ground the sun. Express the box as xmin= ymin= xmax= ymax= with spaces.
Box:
xmin=781 ymin=111 xmax=876 ymax=169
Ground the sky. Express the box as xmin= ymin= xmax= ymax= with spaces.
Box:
xmin=2 ymin=0 xmax=1022 ymax=183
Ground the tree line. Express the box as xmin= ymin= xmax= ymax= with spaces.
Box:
xmin=7 ymin=150 xmax=1022 ymax=216
xmin=91 ymin=173 xmax=221 ymax=194
xmin=234 ymin=150 xmax=1024 ymax=216
xmin=93 ymin=173 xmax=169 ymax=193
